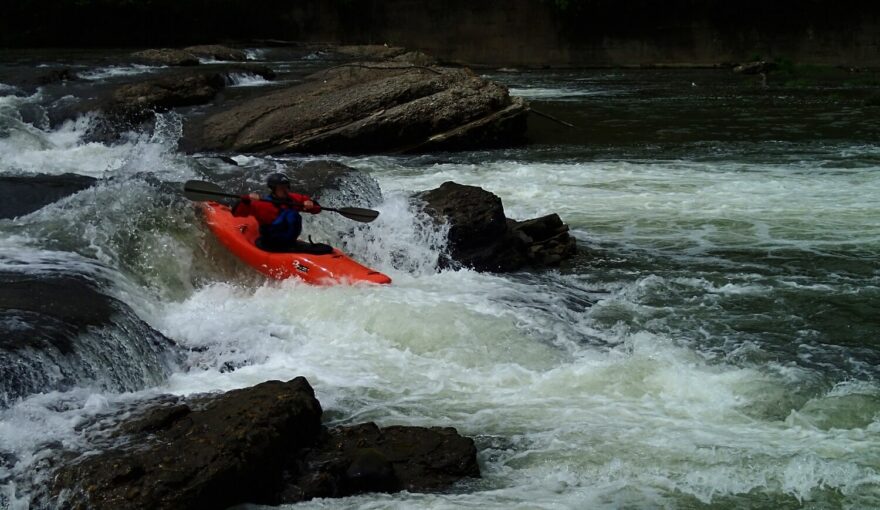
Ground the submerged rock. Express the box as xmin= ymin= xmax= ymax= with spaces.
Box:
xmin=416 ymin=181 xmax=577 ymax=272
xmin=94 ymin=66 xmax=275 ymax=131
xmin=32 ymin=67 xmax=80 ymax=86
xmin=48 ymin=378 xmax=479 ymax=509
xmin=182 ymin=44 xmax=247 ymax=62
xmin=287 ymin=160 xmax=383 ymax=207
xmin=280 ymin=422 xmax=480 ymax=502
xmin=107 ymin=72 xmax=227 ymax=122
xmin=131 ymin=48 xmax=199 ymax=67
xmin=330 ymin=45 xmax=438 ymax=66
xmin=189 ymin=63 xmax=527 ymax=154
xmin=0 ymin=270 xmax=180 ymax=407
xmin=0 ymin=173 xmax=97 ymax=219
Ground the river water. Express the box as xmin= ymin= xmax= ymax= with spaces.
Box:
xmin=0 ymin=53 xmax=879 ymax=508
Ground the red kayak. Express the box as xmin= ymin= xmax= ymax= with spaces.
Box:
xmin=201 ymin=202 xmax=391 ymax=285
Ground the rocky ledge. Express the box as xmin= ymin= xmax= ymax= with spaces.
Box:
xmin=0 ymin=173 xmax=96 ymax=219
xmin=49 ymin=378 xmax=479 ymax=509
xmin=187 ymin=62 xmax=528 ymax=154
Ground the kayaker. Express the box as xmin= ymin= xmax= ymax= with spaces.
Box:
xmin=232 ymin=172 xmax=322 ymax=251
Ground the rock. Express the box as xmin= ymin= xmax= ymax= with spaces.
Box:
xmin=510 ymin=214 xmax=578 ymax=267
xmin=182 ymin=44 xmax=247 ymax=62
xmin=0 ymin=270 xmax=180 ymax=407
xmin=733 ymin=61 xmax=778 ymax=74
xmin=0 ymin=67 xmax=81 ymax=92
xmin=33 ymin=67 xmax=80 ymax=86
xmin=286 ymin=160 xmax=382 ymax=206
xmin=391 ymin=51 xmax=438 ymax=66
xmin=189 ymin=64 xmax=527 ymax=154
xmin=47 ymin=378 xmax=479 ymax=508
xmin=416 ymin=181 xmax=576 ymax=272
xmin=107 ymin=72 xmax=226 ymax=122
xmin=280 ymin=422 xmax=480 ymax=503
xmin=0 ymin=173 xmax=96 ymax=219
xmin=328 ymin=46 xmax=442 ymax=66
xmin=131 ymin=48 xmax=199 ymax=67
xmin=332 ymin=45 xmax=410 ymax=61
xmin=50 ymin=378 xmax=323 ymax=510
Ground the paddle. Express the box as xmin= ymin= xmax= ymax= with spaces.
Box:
xmin=182 ymin=180 xmax=380 ymax=223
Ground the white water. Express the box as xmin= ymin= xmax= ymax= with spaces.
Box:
xmin=225 ymin=73 xmax=272 ymax=87
xmin=78 ymin=64 xmax=164 ymax=81
xmin=1 ymin=84 xmax=880 ymax=509
xmin=508 ymin=86 xmax=611 ymax=100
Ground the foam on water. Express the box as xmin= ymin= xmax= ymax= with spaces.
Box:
xmin=508 ymin=86 xmax=611 ymax=100
xmin=346 ymin=153 xmax=880 ymax=255
xmin=78 ymin=64 xmax=164 ymax=81
xmin=146 ymin=264 xmax=880 ymax=508
xmin=0 ymin=110 xmax=193 ymax=179
xmin=2 ymin=74 xmax=880 ymax=507
xmin=244 ymin=49 xmax=267 ymax=61
xmin=225 ymin=73 xmax=272 ymax=87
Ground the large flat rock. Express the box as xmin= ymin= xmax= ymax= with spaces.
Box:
xmin=188 ymin=63 xmax=527 ymax=154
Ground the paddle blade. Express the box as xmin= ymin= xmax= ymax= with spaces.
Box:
xmin=183 ymin=180 xmax=237 ymax=202
xmin=332 ymin=207 xmax=380 ymax=223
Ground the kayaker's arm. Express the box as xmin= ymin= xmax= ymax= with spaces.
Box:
xmin=232 ymin=192 xmax=319 ymax=216
xmin=232 ymin=193 xmax=261 ymax=217
xmin=288 ymin=193 xmax=322 ymax=214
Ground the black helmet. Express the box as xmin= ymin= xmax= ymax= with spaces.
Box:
xmin=266 ymin=172 xmax=290 ymax=189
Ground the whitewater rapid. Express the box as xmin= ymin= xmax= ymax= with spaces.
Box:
xmin=1 ymin=68 xmax=879 ymax=509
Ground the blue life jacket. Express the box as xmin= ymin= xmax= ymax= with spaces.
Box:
xmin=259 ymin=195 xmax=302 ymax=243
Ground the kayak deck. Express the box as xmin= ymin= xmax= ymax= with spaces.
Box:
xmin=202 ymin=202 xmax=391 ymax=285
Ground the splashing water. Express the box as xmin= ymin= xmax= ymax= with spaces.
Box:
xmin=1 ymin=64 xmax=880 ymax=509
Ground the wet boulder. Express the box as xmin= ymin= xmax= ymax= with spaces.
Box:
xmin=0 ymin=270 xmax=180 ymax=407
xmin=416 ymin=181 xmax=577 ymax=272
xmin=286 ymin=160 xmax=383 ymax=207
xmin=0 ymin=173 xmax=96 ymax=219
xmin=280 ymin=422 xmax=480 ymax=503
xmin=106 ymin=72 xmax=227 ymax=122
xmin=332 ymin=45 xmax=412 ymax=60
xmin=188 ymin=63 xmax=527 ymax=154
xmin=48 ymin=378 xmax=479 ymax=509
xmin=330 ymin=45 xmax=437 ymax=66
xmin=50 ymin=378 xmax=323 ymax=510
xmin=131 ymin=48 xmax=199 ymax=67
xmin=32 ymin=67 xmax=80 ymax=86
xmin=0 ymin=67 xmax=79 ymax=93
xmin=183 ymin=44 xmax=247 ymax=62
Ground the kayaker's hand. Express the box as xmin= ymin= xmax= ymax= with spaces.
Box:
xmin=302 ymin=199 xmax=320 ymax=213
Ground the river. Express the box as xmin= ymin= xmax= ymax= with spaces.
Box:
xmin=0 ymin=51 xmax=879 ymax=509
